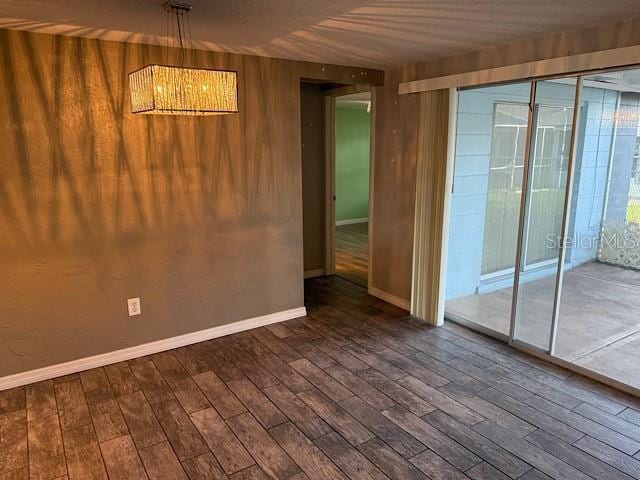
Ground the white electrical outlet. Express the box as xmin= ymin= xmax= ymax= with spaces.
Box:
xmin=128 ymin=298 xmax=141 ymax=316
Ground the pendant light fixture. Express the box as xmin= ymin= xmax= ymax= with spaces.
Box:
xmin=129 ymin=1 xmax=238 ymax=116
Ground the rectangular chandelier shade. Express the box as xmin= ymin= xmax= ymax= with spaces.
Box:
xmin=129 ymin=65 xmax=238 ymax=115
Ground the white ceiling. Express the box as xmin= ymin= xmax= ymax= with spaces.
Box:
xmin=1 ymin=0 xmax=640 ymax=69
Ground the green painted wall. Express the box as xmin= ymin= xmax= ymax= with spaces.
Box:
xmin=335 ymin=105 xmax=370 ymax=222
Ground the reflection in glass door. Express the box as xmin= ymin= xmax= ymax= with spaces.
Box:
xmin=512 ymin=79 xmax=578 ymax=350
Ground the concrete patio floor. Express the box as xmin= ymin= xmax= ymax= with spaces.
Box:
xmin=446 ymin=262 xmax=640 ymax=389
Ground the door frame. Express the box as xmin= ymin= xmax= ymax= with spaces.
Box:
xmin=323 ymin=85 xmax=374 ymax=285
xmin=324 ymin=94 xmax=336 ymax=275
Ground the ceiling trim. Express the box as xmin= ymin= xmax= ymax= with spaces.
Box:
xmin=398 ymin=45 xmax=640 ymax=94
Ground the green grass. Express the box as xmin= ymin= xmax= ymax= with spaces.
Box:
xmin=627 ymin=198 xmax=640 ymax=224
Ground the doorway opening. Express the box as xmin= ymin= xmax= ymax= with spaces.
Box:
xmin=300 ymin=83 xmax=372 ymax=290
xmin=334 ymin=92 xmax=372 ymax=287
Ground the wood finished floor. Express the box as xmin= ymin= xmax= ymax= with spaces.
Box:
xmin=2 ymin=276 xmax=640 ymax=480
xmin=335 ymin=222 xmax=368 ymax=288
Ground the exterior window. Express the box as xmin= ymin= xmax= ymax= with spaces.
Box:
xmin=482 ymin=103 xmax=573 ymax=275
xmin=481 ymin=103 xmax=528 ymax=275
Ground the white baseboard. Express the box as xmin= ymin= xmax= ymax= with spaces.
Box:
xmin=335 ymin=217 xmax=368 ymax=226
xmin=0 ymin=306 xmax=307 ymax=391
xmin=304 ymin=268 xmax=325 ymax=279
xmin=368 ymin=286 xmax=410 ymax=310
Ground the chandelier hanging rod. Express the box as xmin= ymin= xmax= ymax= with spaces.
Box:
xmin=164 ymin=0 xmax=192 ymax=63
xmin=163 ymin=1 xmax=192 ymax=13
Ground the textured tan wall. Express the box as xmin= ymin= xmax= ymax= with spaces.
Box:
xmin=370 ymin=16 xmax=640 ymax=305
xmin=300 ymin=83 xmax=326 ymax=273
xmin=370 ymin=70 xmax=419 ymax=302
xmin=0 ymin=28 xmax=382 ymax=377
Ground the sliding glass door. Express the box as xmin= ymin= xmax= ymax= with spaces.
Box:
xmin=554 ymin=68 xmax=640 ymax=390
xmin=512 ymin=79 xmax=578 ymax=350
xmin=443 ymin=78 xmax=578 ymax=350
xmin=444 ymin=77 xmax=580 ymax=351
xmin=445 ymin=66 xmax=640 ymax=392
xmin=444 ymin=82 xmax=532 ymax=337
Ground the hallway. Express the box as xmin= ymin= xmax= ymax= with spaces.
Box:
xmin=335 ymin=222 xmax=368 ymax=287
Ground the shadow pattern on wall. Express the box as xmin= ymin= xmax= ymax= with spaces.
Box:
xmin=0 ymin=28 xmax=303 ymax=376
xmin=0 ymin=29 xmax=299 ymax=249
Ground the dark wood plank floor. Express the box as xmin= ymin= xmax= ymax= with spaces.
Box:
xmin=2 ymin=276 xmax=640 ymax=479
xmin=335 ymin=222 xmax=368 ymax=287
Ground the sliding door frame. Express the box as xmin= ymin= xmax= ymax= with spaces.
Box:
xmin=508 ymin=81 xmax=538 ymax=346
xmin=548 ymin=79 xmax=583 ymax=354
xmin=510 ymin=78 xmax=584 ymax=354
